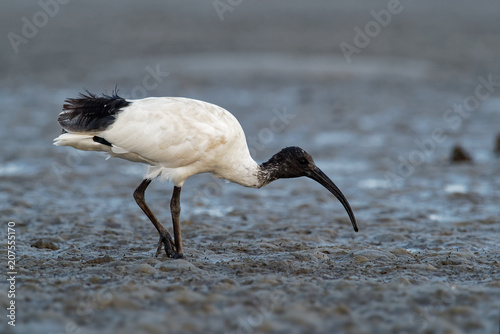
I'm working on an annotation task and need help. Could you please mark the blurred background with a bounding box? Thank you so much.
[2,1,500,169]
[1,1,499,333]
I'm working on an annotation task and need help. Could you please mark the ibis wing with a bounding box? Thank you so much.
[100,97,241,168]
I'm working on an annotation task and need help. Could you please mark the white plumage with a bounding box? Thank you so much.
[54,92,358,258]
[55,97,259,187]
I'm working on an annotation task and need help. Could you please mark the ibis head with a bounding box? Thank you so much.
[261,146,358,232]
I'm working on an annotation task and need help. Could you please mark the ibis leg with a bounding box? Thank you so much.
[133,179,176,258]
[170,186,183,258]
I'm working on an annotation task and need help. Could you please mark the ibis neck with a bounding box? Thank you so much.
[215,151,283,189]
[214,156,278,189]
[256,157,283,188]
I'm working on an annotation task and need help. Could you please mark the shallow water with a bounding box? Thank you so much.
[1,1,500,333]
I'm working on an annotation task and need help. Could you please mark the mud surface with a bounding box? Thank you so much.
[1,1,499,333]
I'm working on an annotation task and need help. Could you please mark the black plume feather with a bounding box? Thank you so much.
[58,90,130,132]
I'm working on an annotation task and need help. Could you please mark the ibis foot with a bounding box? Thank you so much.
[171,252,184,259]
[155,231,178,258]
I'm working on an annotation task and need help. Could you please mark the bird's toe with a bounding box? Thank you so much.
[155,232,176,258]
[171,252,184,259]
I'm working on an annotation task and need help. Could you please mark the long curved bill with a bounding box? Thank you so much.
[307,166,358,232]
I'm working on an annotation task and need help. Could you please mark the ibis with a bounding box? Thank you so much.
[54,91,358,258]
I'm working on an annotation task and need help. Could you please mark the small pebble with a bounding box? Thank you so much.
[494,133,500,154]
[353,255,369,264]
[133,263,157,275]
[31,240,59,250]
[451,145,472,163]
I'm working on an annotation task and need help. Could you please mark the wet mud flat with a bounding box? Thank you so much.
[1,71,499,334]
[1,1,500,333]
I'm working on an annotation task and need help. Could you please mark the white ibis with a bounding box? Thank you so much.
[54,91,358,258]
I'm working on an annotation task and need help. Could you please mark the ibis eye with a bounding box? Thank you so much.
[298,157,308,165]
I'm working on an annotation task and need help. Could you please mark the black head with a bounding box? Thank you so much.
[261,146,358,232]
[263,146,315,178]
